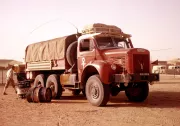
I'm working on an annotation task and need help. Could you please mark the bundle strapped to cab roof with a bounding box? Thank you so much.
[81,23,131,38]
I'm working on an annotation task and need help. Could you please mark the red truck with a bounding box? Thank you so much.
[25,23,159,106]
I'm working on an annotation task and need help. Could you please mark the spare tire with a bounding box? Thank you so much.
[66,41,77,66]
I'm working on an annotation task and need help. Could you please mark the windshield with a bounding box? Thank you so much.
[95,37,130,49]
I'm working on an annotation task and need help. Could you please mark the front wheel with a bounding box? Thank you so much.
[86,75,110,107]
[125,82,149,102]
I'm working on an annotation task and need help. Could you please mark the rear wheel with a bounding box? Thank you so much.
[86,75,110,107]
[125,82,149,102]
[46,74,62,99]
[34,74,45,87]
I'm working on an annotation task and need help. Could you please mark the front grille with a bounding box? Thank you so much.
[133,54,150,73]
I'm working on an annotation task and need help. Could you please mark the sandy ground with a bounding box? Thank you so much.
[0,74,180,126]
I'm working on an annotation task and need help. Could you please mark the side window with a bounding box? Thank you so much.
[80,39,94,51]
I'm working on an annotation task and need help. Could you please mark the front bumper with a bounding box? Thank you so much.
[113,73,159,83]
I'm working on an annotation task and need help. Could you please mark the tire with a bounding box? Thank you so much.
[46,74,62,99]
[125,82,149,102]
[85,75,110,107]
[39,87,52,102]
[72,89,81,96]
[32,87,41,103]
[26,88,34,102]
[66,41,77,66]
[34,74,45,87]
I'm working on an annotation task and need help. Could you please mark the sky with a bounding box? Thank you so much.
[0,0,180,61]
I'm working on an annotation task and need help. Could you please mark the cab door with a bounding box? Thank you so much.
[77,39,96,81]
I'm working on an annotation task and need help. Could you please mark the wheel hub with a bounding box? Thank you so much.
[91,85,99,99]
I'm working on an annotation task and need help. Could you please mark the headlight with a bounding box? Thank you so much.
[111,64,116,70]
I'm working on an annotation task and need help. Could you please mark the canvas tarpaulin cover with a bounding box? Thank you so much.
[25,34,77,62]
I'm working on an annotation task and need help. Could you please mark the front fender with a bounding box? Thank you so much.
[85,60,116,84]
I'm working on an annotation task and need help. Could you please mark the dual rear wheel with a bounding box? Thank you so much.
[34,74,62,99]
